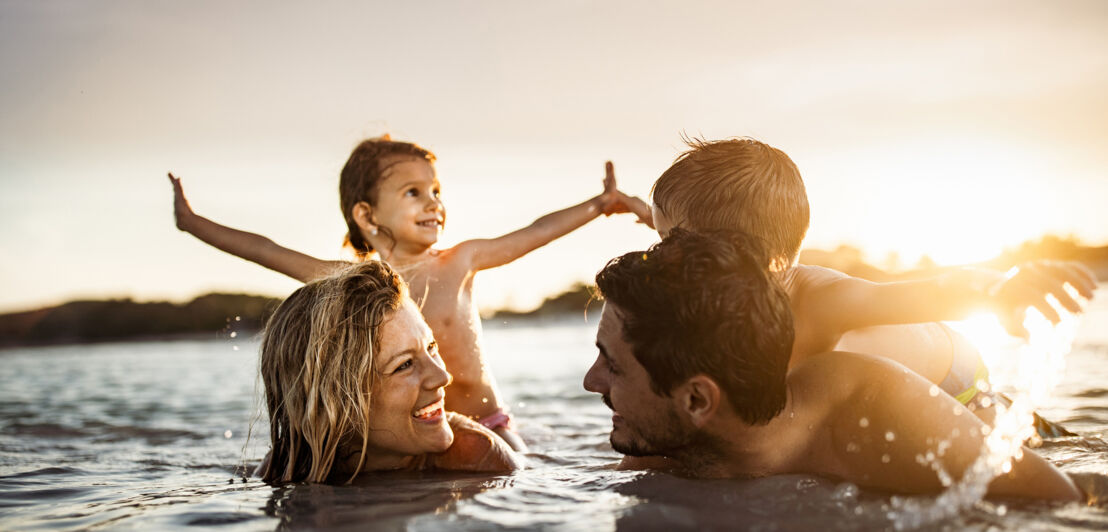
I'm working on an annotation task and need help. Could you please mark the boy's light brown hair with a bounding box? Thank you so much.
[651,137,809,271]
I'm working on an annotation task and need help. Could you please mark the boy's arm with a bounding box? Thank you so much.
[458,162,623,271]
[826,353,1082,501]
[806,262,1097,338]
[168,173,347,283]
[611,191,654,228]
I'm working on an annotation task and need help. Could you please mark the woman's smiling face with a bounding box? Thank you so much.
[365,299,454,462]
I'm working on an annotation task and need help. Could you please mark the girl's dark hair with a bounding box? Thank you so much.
[339,137,436,258]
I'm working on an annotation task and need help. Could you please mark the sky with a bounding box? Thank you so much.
[1,0,1106,314]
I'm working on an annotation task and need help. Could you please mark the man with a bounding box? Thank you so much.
[583,228,1082,501]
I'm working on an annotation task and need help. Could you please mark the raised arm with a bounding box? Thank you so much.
[823,353,1081,501]
[803,261,1097,339]
[458,162,625,272]
[168,173,348,283]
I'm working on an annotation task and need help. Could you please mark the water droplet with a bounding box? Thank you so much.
[952,407,962,416]
[928,385,940,397]
[789,411,795,419]
[854,506,864,515]
[482,397,489,404]
[518,402,526,408]
[232,346,239,351]
[951,428,960,438]
[980,396,993,408]
[881,454,891,463]
[885,431,895,442]
[224,430,232,438]
[996,504,1007,516]
[229,331,237,338]
[846,442,860,453]
[832,482,859,500]
[235,316,241,321]
[975,379,989,392]
[858,417,869,428]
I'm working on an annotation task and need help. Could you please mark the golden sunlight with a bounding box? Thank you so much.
[815,136,1064,267]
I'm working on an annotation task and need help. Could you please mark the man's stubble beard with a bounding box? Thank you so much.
[607,393,698,458]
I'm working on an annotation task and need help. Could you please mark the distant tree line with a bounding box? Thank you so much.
[0,293,280,348]
[1,236,1103,347]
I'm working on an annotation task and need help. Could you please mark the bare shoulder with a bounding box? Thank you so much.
[431,413,522,473]
[790,351,916,405]
[789,265,850,290]
[430,242,482,273]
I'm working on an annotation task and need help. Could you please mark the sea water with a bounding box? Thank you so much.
[2,290,1108,530]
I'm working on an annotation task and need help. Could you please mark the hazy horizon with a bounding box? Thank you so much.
[2,0,1106,314]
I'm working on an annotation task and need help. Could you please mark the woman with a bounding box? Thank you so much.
[258,261,521,484]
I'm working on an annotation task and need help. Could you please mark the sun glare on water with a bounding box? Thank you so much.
[888,302,1080,529]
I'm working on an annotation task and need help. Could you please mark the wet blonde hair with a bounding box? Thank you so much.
[259,261,407,484]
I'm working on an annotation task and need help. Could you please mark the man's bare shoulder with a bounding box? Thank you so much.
[789,351,916,405]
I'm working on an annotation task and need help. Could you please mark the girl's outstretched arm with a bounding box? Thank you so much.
[168,173,348,283]
[458,161,628,271]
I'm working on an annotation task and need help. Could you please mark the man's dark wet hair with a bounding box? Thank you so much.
[595,228,795,425]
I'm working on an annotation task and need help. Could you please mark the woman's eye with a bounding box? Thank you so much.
[394,359,413,373]
[405,188,418,197]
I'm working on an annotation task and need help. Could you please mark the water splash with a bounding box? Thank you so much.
[888,307,1078,530]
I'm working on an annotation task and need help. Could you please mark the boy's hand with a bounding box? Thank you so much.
[614,191,654,228]
[167,172,196,231]
[990,260,1097,338]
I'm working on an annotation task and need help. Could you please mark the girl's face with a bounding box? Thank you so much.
[365,299,454,461]
[370,158,445,249]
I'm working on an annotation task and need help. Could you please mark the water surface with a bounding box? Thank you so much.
[3,292,1108,530]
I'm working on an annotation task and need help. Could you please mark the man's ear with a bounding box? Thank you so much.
[352,201,377,235]
[677,375,722,428]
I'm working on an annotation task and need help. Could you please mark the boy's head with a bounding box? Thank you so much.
[651,137,809,271]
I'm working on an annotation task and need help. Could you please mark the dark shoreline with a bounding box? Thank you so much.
[4,237,1105,349]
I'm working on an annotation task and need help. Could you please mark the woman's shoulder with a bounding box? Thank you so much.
[429,413,522,473]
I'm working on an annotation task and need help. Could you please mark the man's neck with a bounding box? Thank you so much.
[672,387,800,479]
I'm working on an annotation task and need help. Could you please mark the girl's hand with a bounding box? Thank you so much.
[599,161,620,215]
[595,161,655,227]
[167,172,196,231]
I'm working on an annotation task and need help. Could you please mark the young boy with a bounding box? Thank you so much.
[614,137,1097,430]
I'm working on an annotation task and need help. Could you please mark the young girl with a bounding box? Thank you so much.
[169,136,628,451]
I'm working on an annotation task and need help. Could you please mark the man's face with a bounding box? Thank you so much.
[583,303,693,457]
